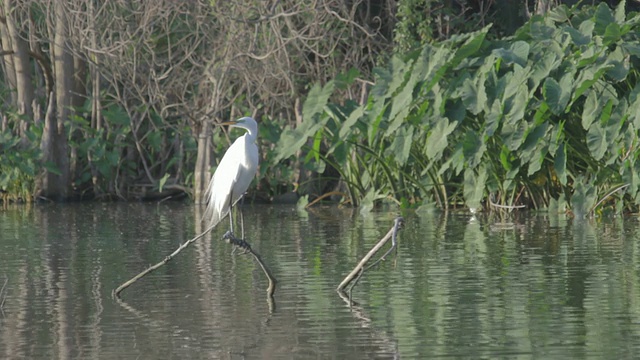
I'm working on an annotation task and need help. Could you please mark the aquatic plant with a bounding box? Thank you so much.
[277,1,640,215]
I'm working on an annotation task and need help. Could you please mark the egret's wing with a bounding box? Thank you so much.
[203,139,245,227]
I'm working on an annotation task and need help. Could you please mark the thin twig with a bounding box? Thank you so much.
[306,191,348,208]
[489,197,526,210]
[112,222,218,298]
[337,217,404,293]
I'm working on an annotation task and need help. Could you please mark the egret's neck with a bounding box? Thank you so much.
[244,129,257,144]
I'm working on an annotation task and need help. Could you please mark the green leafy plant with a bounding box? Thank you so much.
[277,1,640,216]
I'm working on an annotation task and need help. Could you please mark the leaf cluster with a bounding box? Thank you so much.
[277,1,640,216]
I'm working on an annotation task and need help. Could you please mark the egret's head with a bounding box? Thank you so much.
[220,117,258,136]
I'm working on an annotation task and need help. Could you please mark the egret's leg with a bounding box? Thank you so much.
[228,193,235,235]
[239,195,245,239]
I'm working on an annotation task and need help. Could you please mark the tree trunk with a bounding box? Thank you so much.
[2,0,34,143]
[0,12,17,107]
[193,121,211,204]
[535,0,558,16]
[40,0,71,200]
[69,55,86,184]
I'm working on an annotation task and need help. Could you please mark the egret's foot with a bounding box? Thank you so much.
[222,230,236,242]
[222,230,252,254]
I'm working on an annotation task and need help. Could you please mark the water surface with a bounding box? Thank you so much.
[1,203,640,358]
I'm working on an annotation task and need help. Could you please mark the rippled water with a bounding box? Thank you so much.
[1,203,640,359]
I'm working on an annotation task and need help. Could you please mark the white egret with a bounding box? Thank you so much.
[203,117,259,236]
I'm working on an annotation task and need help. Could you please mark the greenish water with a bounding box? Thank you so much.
[1,203,640,359]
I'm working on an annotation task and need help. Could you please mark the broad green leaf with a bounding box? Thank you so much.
[548,5,570,23]
[529,46,562,93]
[554,142,567,185]
[275,122,322,161]
[548,196,568,214]
[503,64,529,100]
[332,141,348,165]
[485,99,502,136]
[387,126,414,164]
[543,78,563,114]
[386,79,414,136]
[501,120,528,151]
[426,118,457,160]
[600,98,615,126]
[571,177,597,218]
[563,26,590,46]
[504,82,528,123]
[463,166,488,210]
[359,189,383,215]
[530,22,555,40]
[339,106,365,139]
[614,0,626,23]
[571,63,612,105]
[579,19,595,37]
[628,83,640,128]
[520,122,549,175]
[582,89,599,129]
[459,73,487,115]
[492,41,529,67]
[367,105,386,145]
[450,25,490,67]
[371,67,392,98]
[334,68,360,90]
[385,56,411,99]
[296,195,309,210]
[440,146,465,176]
[586,122,607,160]
[312,128,323,162]
[103,105,130,126]
[414,45,452,91]
[462,130,486,169]
[499,145,513,171]
[594,2,615,35]
[621,43,640,57]
[603,22,622,45]
[605,47,629,81]
[302,81,334,123]
[526,143,547,176]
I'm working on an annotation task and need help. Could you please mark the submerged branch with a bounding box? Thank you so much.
[0,276,7,315]
[112,223,217,298]
[223,230,277,302]
[113,222,278,308]
[337,217,404,294]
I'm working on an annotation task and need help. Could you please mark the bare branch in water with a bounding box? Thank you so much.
[223,230,277,304]
[0,277,7,315]
[113,223,218,298]
[489,198,526,210]
[113,223,277,309]
[337,217,404,295]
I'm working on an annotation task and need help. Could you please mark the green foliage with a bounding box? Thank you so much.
[67,101,193,198]
[278,1,640,215]
[0,118,42,202]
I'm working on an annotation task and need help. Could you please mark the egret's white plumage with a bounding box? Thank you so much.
[204,117,259,228]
